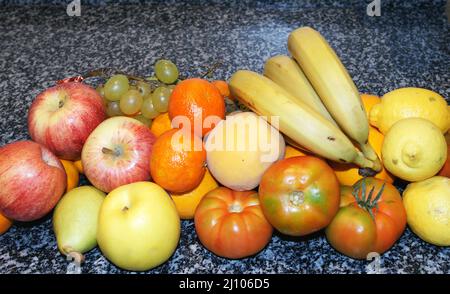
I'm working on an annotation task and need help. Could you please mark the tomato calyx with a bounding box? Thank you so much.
[289,190,305,206]
[352,179,386,220]
[228,202,243,213]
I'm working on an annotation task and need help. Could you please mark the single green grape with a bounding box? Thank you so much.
[119,89,144,115]
[152,86,171,113]
[141,97,160,119]
[133,115,152,128]
[106,101,124,117]
[96,85,109,107]
[136,81,151,98]
[104,74,129,101]
[96,85,105,97]
[154,59,179,84]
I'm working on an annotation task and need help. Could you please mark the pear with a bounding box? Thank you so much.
[53,186,105,259]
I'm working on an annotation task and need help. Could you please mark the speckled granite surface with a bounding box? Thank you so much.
[0,1,449,274]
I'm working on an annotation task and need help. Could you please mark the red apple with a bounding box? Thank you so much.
[82,117,156,192]
[28,82,106,160]
[0,141,67,221]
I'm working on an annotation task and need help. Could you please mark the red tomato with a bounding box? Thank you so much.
[258,156,340,236]
[194,187,273,259]
[326,177,407,259]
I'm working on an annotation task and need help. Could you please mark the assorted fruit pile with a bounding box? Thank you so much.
[0,26,449,271]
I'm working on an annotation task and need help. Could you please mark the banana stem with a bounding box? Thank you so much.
[358,142,382,173]
[353,150,376,170]
[369,156,382,173]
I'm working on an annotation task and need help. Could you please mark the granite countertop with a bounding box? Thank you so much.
[0,0,449,274]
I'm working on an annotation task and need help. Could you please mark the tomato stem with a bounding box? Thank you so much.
[352,179,386,220]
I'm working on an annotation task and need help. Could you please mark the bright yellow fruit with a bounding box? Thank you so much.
[73,160,83,174]
[60,159,79,192]
[0,212,12,235]
[284,145,308,158]
[330,126,395,186]
[97,182,180,271]
[150,112,172,137]
[370,87,450,134]
[170,169,218,219]
[360,93,381,117]
[403,176,450,246]
[382,118,447,182]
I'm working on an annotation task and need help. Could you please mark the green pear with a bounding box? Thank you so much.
[53,186,105,257]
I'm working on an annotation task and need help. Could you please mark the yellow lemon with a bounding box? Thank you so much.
[403,176,450,246]
[382,118,447,182]
[370,87,450,134]
[170,169,218,219]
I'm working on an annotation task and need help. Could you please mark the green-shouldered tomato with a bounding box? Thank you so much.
[194,187,273,259]
[326,177,406,259]
[258,156,340,236]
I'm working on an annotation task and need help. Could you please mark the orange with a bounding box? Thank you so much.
[73,159,83,174]
[361,93,381,117]
[284,145,308,158]
[60,159,79,192]
[150,112,173,137]
[168,78,225,137]
[0,212,12,235]
[150,129,207,193]
[170,169,218,219]
[330,126,395,186]
[212,80,230,98]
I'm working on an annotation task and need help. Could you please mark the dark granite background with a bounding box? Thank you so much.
[0,0,449,274]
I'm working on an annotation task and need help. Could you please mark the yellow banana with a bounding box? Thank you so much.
[264,55,337,126]
[229,70,380,171]
[288,27,380,166]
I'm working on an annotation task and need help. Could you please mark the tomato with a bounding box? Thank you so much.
[194,187,272,259]
[258,156,340,236]
[325,177,407,259]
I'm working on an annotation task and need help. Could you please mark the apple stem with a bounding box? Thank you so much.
[102,147,114,155]
[67,251,85,265]
[102,147,122,157]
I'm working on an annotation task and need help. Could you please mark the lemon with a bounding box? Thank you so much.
[370,87,450,134]
[403,176,450,246]
[382,118,447,182]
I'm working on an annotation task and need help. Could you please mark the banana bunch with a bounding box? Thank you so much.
[229,26,382,172]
